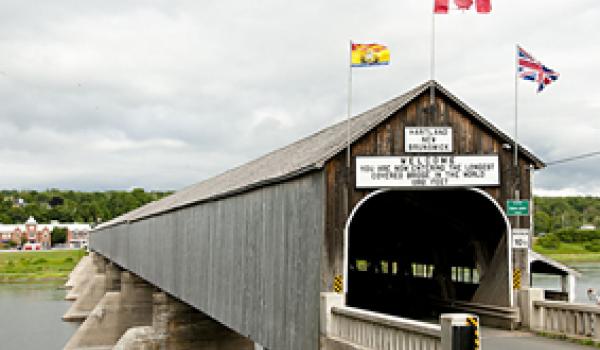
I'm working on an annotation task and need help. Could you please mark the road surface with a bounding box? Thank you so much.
[482,327,593,350]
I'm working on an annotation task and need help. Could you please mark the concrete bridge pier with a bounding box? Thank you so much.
[64,255,94,300]
[63,253,111,322]
[115,292,255,350]
[64,271,155,350]
[63,252,258,349]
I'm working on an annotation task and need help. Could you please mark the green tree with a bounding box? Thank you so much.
[538,234,560,249]
[51,227,68,246]
[534,211,552,235]
[0,189,172,225]
[49,196,64,207]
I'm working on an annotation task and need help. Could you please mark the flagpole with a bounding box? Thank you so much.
[513,43,522,269]
[347,40,353,168]
[430,2,436,110]
[513,43,525,291]
[514,44,519,171]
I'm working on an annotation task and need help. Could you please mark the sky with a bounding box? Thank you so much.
[0,0,598,195]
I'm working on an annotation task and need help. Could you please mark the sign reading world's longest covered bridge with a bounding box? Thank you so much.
[356,155,500,188]
[90,81,545,350]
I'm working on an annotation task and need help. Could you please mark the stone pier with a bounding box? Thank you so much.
[114,292,254,350]
[63,253,110,322]
[64,271,155,350]
[63,253,256,350]
[64,255,93,301]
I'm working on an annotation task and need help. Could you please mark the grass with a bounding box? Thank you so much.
[0,249,86,282]
[533,241,600,263]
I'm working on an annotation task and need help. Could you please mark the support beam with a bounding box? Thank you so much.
[105,262,122,292]
[92,251,108,274]
[568,275,576,303]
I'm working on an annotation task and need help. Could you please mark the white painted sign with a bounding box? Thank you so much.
[512,228,531,236]
[405,127,453,153]
[512,235,529,249]
[355,155,500,188]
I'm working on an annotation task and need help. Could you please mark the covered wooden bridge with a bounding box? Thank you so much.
[90,80,545,349]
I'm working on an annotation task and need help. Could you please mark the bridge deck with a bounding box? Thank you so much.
[482,327,593,350]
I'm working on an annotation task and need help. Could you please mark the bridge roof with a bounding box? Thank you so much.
[97,80,545,228]
[529,250,581,278]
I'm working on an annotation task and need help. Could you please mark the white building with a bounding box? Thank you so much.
[0,217,91,249]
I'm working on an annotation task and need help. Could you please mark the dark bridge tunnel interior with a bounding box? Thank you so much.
[347,189,508,320]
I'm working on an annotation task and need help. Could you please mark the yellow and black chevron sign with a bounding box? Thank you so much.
[333,275,344,294]
[513,268,521,290]
[467,316,480,350]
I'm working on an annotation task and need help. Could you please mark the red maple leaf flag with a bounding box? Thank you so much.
[434,0,491,13]
[454,0,473,10]
[476,0,491,13]
[434,0,449,14]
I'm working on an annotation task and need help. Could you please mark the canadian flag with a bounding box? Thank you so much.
[476,0,491,13]
[455,0,473,10]
[434,0,491,14]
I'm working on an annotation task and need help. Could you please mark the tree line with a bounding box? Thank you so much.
[535,196,600,252]
[0,189,172,225]
[534,196,600,234]
[2,191,599,233]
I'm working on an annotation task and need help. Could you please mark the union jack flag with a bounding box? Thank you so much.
[518,46,559,93]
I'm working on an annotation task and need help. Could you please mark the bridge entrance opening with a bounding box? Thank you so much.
[346,189,510,320]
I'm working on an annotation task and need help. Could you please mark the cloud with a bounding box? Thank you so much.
[0,0,598,193]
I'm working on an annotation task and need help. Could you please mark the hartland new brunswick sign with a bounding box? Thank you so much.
[405,127,452,153]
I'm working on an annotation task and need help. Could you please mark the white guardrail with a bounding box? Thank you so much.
[533,300,600,340]
[330,306,442,350]
[321,293,479,350]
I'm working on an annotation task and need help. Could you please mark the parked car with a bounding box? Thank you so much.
[22,243,42,251]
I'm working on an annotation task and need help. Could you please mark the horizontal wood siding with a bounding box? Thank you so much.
[91,171,325,350]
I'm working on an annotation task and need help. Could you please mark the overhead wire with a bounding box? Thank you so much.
[546,151,600,166]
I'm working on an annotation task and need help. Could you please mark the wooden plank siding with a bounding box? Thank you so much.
[88,82,541,348]
[91,171,325,350]
[322,92,535,306]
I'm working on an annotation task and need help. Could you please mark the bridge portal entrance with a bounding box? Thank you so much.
[345,188,511,320]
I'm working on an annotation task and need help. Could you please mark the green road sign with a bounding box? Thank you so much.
[507,200,530,216]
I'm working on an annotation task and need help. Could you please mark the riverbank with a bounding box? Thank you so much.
[533,242,600,263]
[0,249,86,282]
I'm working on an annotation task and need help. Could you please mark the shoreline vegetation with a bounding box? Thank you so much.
[533,226,600,265]
[533,241,600,264]
[0,249,85,283]
[533,197,600,265]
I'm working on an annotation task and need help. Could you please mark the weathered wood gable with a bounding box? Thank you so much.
[322,89,536,291]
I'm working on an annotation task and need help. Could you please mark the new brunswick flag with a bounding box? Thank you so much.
[351,43,390,67]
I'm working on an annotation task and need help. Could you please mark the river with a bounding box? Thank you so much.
[0,282,77,349]
[532,262,600,303]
